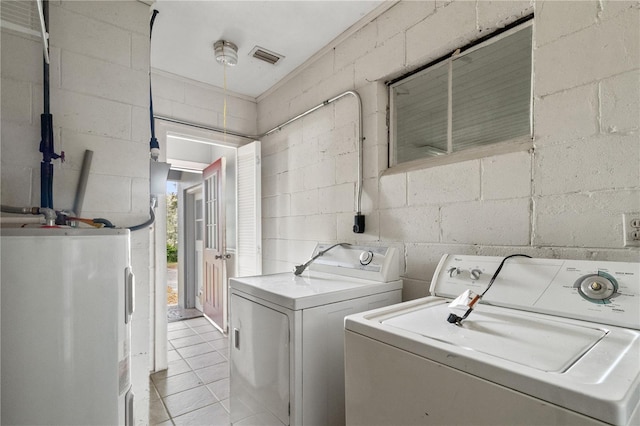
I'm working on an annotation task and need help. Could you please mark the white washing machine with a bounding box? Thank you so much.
[229,244,403,426]
[344,254,640,426]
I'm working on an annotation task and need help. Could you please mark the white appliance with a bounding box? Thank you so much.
[344,254,640,426]
[229,244,403,426]
[1,228,135,425]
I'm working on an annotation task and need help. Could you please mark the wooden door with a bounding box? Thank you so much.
[203,157,226,330]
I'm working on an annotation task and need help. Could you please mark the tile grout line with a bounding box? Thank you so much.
[150,318,231,425]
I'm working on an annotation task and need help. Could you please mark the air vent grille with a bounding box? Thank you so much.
[1,0,41,37]
[250,46,284,65]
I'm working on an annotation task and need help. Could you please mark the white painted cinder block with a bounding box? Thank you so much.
[441,198,531,246]
[60,51,148,107]
[262,150,289,177]
[334,21,378,72]
[131,33,150,72]
[482,151,532,200]
[379,172,407,209]
[81,174,133,212]
[302,214,337,241]
[406,0,477,68]
[279,168,304,195]
[360,177,379,213]
[303,158,336,190]
[60,0,150,35]
[598,0,639,22]
[53,90,132,140]
[600,70,640,133]
[0,32,43,83]
[0,164,33,206]
[301,51,335,91]
[318,124,356,159]
[476,1,533,35]
[151,72,186,104]
[379,205,440,243]
[278,216,305,240]
[1,122,42,167]
[319,183,354,214]
[290,189,319,216]
[534,0,598,48]
[534,83,598,142]
[336,152,358,185]
[534,7,639,96]
[262,174,278,197]
[60,130,148,178]
[408,160,480,206]
[534,190,640,248]
[262,194,291,218]
[50,5,133,68]
[288,138,319,171]
[375,0,436,45]
[533,134,640,196]
[1,79,32,124]
[302,105,335,141]
[354,32,405,88]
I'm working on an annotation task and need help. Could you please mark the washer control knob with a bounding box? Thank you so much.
[448,267,460,278]
[359,251,374,265]
[470,269,482,280]
[574,271,618,303]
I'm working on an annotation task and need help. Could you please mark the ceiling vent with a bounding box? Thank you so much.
[249,46,284,65]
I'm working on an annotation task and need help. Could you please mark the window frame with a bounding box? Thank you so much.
[387,17,534,174]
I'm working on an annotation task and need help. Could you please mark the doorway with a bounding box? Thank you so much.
[152,119,261,372]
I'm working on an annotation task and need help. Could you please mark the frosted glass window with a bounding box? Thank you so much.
[391,22,532,166]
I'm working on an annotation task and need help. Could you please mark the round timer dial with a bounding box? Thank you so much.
[574,272,618,303]
[359,251,374,265]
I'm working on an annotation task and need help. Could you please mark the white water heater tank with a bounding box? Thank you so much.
[1,227,134,425]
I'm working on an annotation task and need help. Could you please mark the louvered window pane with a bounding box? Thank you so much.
[394,63,449,163]
[452,25,532,151]
[390,21,532,166]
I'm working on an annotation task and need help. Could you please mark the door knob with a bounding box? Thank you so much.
[215,254,231,260]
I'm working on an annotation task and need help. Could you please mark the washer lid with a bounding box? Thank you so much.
[230,271,402,310]
[382,302,606,372]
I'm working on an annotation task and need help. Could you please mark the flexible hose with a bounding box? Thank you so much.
[127,208,155,232]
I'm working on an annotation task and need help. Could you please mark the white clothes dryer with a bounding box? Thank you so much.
[229,244,403,426]
[344,254,640,426]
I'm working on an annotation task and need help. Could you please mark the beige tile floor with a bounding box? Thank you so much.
[150,317,230,425]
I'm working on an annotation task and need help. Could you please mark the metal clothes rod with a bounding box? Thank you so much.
[153,115,257,140]
[154,89,364,213]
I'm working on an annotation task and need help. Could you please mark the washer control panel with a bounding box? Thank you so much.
[432,255,639,329]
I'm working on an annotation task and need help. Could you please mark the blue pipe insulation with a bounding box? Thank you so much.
[39,0,63,209]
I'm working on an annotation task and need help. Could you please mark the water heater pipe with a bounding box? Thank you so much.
[1,205,57,226]
[73,150,93,217]
[39,0,63,209]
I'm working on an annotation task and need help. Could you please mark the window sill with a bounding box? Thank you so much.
[384,136,534,176]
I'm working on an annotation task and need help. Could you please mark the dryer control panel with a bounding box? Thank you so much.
[432,255,640,330]
[309,244,399,283]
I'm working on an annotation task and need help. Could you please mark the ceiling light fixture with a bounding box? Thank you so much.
[214,40,238,66]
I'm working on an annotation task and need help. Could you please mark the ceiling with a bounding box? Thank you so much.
[150,1,387,99]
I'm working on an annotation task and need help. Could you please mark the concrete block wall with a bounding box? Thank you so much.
[1,2,151,424]
[151,70,258,137]
[257,0,640,299]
